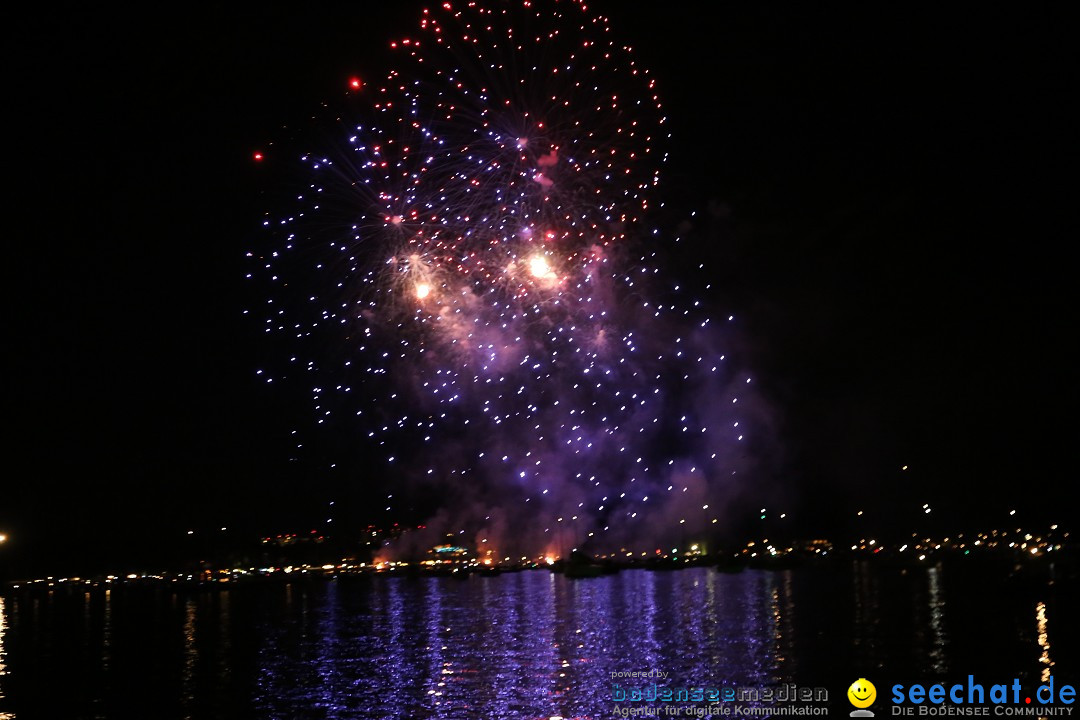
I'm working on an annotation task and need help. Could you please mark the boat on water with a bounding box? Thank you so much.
[551,550,619,578]
[715,554,748,573]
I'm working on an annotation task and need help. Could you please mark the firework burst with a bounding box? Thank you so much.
[248,0,758,559]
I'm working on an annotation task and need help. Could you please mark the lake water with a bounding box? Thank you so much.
[0,564,1075,719]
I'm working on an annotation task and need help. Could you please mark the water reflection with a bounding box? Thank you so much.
[216,591,232,688]
[772,571,797,676]
[926,566,948,674]
[181,597,198,717]
[253,569,794,719]
[852,561,881,665]
[1036,601,1053,683]
[102,588,112,674]
[0,564,1069,718]
[0,595,12,720]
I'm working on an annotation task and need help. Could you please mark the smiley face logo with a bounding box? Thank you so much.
[848,678,877,709]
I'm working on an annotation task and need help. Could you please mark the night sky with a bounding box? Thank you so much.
[6,3,1075,575]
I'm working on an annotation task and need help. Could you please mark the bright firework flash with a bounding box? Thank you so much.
[247,0,766,560]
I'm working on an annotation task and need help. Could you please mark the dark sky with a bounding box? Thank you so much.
[5,3,1076,574]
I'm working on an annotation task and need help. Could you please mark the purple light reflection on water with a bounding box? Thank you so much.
[253,569,788,719]
[2,563,1070,718]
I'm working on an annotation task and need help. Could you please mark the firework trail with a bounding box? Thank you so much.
[248,0,761,560]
